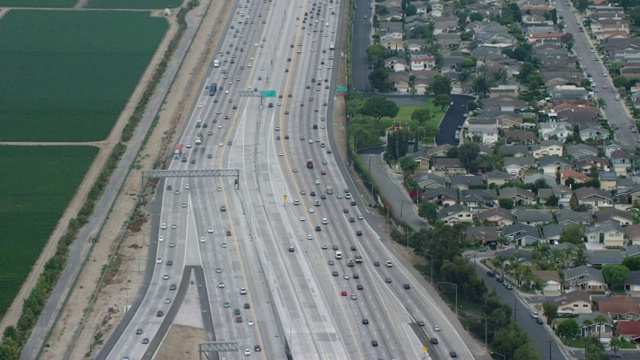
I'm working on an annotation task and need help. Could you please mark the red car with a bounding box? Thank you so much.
[341,291,347,296]
[321,170,326,175]
[235,316,243,323]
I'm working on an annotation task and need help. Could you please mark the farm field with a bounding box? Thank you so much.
[0,145,98,318]
[0,0,74,7]
[87,0,183,9]
[0,10,167,142]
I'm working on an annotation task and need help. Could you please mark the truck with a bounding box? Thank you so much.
[355,255,363,264]
[209,82,217,96]
[325,185,333,194]
[329,42,335,50]
[174,144,182,159]
[195,133,203,145]
[346,258,354,267]
[213,59,220,68]
[306,159,313,169]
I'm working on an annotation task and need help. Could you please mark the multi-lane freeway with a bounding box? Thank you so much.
[97,0,482,359]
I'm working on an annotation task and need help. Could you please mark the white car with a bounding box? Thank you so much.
[322,218,328,224]
[300,216,306,221]
[156,257,162,264]
[164,297,171,304]
[200,236,205,242]
[309,208,314,213]
[158,235,164,242]
[218,282,225,288]
[386,261,393,267]
[171,224,177,229]
[163,273,169,280]
[244,349,251,356]
[315,179,320,185]
[184,183,190,189]
[307,234,313,240]
[160,223,167,230]
[208,227,213,233]
[433,325,441,332]
[248,320,254,326]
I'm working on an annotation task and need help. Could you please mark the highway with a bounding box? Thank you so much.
[556,0,639,149]
[98,0,481,359]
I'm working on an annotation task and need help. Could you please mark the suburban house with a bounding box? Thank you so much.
[554,290,592,315]
[542,223,568,244]
[431,158,466,175]
[532,140,564,158]
[538,122,573,141]
[424,187,459,208]
[503,223,544,246]
[499,187,536,206]
[588,250,625,266]
[556,208,592,226]
[594,208,634,226]
[465,226,500,247]
[561,170,592,185]
[578,313,615,339]
[625,272,640,297]
[617,320,640,342]
[598,296,640,320]
[563,266,608,292]
[476,207,515,227]
[458,189,497,207]
[584,220,625,248]
[599,171,618,191]
[515,209,554,226]
[450,175,483,190]
[538,155,572,176]
[532,270,562,296]
[437,204,473,225]
[573,187,614,210]
[504,157,537,175]
[410,53,437,71]
[627,224,640,244]
[579,124,610,142]
[467,124,499,145]
[610,150,635,176]
[486,171,511,187]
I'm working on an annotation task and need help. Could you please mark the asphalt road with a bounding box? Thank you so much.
[556,0,639,149]
[350,0,374,93]
[19,2,207,359]
[436,94,474,146]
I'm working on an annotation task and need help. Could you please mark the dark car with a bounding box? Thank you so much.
[353,273,359,279]
[254,345,261,352]
[310,191,316,196]
[142,338,149,344]
[362,318,369,324]
[431,338,438,344]
[450,351,458,358]
[357,284,363,290]
[234,309,241,315]
[356,230,362,236]
[385,277,392,283]
[371,340,378,347]
[486,271,496,277]
[156,311,164,317]
[169,284,177,290]
[315,226,321,231]
[343,208,349,213]
[332,245,339,250]
[536,318,544,325]
[403,283,411,289]
[332,270,339,276]
[374,261,380,266]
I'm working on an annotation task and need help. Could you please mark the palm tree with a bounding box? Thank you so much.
[582,319,593,337]
[593,314,608,343]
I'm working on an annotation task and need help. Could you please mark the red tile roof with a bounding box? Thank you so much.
[599,297,640,315]
[617,320,640,338]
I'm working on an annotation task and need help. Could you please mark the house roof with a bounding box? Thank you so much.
[538,155,571,167]
[504,157,537,167]
[556,209,592,225]
[486,170,511,180]
[450,175,484,188]
[611,150,635,159]
[542,223,569,239]
[503,223,541,239]
[500,186,536,200]
[574,187,613,201]
[599,297,640,315]
[554,290,591,305]
[562,169,592,182]
[627,224,640,240]
[477,207,514,222]
[564,266,606,284]
[594,208,634,223]
[523,173,556,185]
[438,203,470,219]
[498,144,531,156]
[625,271,640,286]
[533,270,562,283]
[459,189,497,203]
[465,226,500,242]
[503,129,537,142]
[424,187,459,200]
[432,158,464,167]
[617,320,640,338]
[626,244,640,257]
[516,209,554,223]
[588,249,624,265]
[426,144,453,156]
[566,144,599,158]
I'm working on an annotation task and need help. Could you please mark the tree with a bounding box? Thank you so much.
[420,225,467,270]
[411,107,432,125]
[602,264,629,290]
[470,12,484,22]
[623,256,640,271]
[513,341,541,360]
[542,302,558,324]
[405,3,417,16]
[613,75,630,90]
[368,68,390,92]
[593,315,608,343]
[0,344,16,360]
[492,322,529,358]
[430,74,452,95]
[457,143,480,172]
[434,94,452,110]
[545,195,559,207]
[499,198,514,210]
[360,96,399,122]
[418,201,438,223]
[556,318,579,338]
[400,157,419,174]
[467,100,479,112]
[610,336,623,356]
[559,223,584,245]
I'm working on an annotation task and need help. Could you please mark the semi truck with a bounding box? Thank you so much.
[209,82,217,96]
[174,144,182,159]
[195,133,203,145]
[306,159,313,169]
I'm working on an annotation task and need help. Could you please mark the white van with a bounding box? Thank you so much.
[335,251,342,259]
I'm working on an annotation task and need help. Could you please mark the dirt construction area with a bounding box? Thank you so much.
[37,0,234,358]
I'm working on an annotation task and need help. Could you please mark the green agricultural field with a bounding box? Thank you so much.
[0,145,98,318]
[0,0,74,7]
[87,0,182,9]
[378,99,445,132]
[0,10,167,142]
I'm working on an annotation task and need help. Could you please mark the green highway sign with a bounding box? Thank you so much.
[261,90,276,97]
[336,86,347,92]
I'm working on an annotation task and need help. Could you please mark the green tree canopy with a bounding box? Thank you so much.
[418,201,438,223]
[513,341,541,360]
[542,302,558,324]
[499,198,514,210]
[430,74,452,95]
[492,322,529,358]
[411,107,432,125]
[602,264,629,289]
[400,157,419,174]
[613,75,630,90]
[559,223,584,245]
[360,96,399,122]
[434,94,452,110]
[557,318,579,338]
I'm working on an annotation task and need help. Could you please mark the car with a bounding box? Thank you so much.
[315,179,320,185]
[431,337,438,344]
[322,218,328,224]
[450,351,458,358]
[289,246,295,252]
[486,270,496,277]
[309,208,314,213]
[386,261,393,267]
[343,208,349,213]
[136,328,143,335]
[163,273,169,280]
[236,316,243,323]
[536,318,544,324]
[356,230,363,236]
[505,283,513,290]
[226,230,232,236]
[374,261,380,266]
[310,191,316,196]
[248,319,254,325]
[218,282,225,288]
[332,270,339,276]
[300,190,306,195]
[322,244,328,249]
[329,260,334,265]
[160,223,167,230]
[156,310,164,317]
[371,340,378,347]
[433,325,441,331]
[169,284,177,290]
[530,311,540,319]
[349,217,355,223]
[321,194,327,199]
[216,268,222,273]
[404,283,411,289]
[351,294,357,300]
[343,274,350,280]
[220,205,226,212]
[358,215,363,220]
[142,337,149,344]
[341,290,347,296]
[244,348,250,356]
[299,216,306,221]
[244,303,250,309]
[233,308,241,316]
[156,257,162,264]
[417,320,425,326]
[165,297,171,304]
[168,242,175,248]
[254,345,261,352]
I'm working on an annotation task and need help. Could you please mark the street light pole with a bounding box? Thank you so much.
[438,282,458,316]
